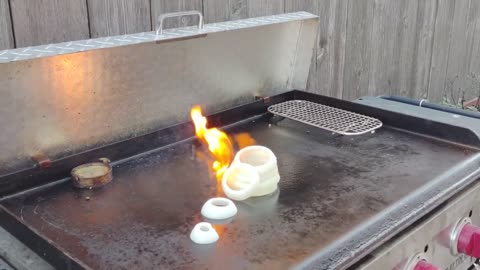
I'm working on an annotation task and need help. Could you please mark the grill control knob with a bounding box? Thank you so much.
[413,261,440,270]
[457,223,480,258]
[450,217,480,258]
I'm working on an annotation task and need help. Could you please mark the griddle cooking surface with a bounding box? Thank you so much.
[1,117,477,270]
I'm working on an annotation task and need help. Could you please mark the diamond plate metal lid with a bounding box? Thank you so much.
[0,12,317,63]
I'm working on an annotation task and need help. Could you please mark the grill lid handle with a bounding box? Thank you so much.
[156,11,204,35]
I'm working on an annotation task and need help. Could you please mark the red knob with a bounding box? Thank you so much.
[413,261,440,270]
[457,224,480,258]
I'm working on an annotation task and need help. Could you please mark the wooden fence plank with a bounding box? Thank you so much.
[407,0,437,99]
[367,0,407,96]
[320,0,347,98]
[440,0,469,103]
[342,0,375,100]
[151,0,202,30]
[396,0,419,98]
[285,0,318,14]
[204,0,248,23]
[427,0,456,102]
[204,0,283,23]
[442,0,480,103]
[0,0,14,49]
[366,0,436,99]
[10,0,89,47]
[87,0,151,38]
[247,0,284,17]
[468,0,480,101]
[368,1,417,95]
[292,0,347,98]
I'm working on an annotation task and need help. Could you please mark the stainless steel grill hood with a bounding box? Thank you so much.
[0,12,319,176]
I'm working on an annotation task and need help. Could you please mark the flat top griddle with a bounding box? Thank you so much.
[1,91,480,270]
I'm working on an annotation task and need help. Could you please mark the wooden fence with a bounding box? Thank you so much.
[1,0,480,102]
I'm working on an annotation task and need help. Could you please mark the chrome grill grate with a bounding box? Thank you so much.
[268,100,383,135]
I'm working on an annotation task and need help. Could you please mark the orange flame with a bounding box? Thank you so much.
[233,132,256,149]
[191,106,234,180]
